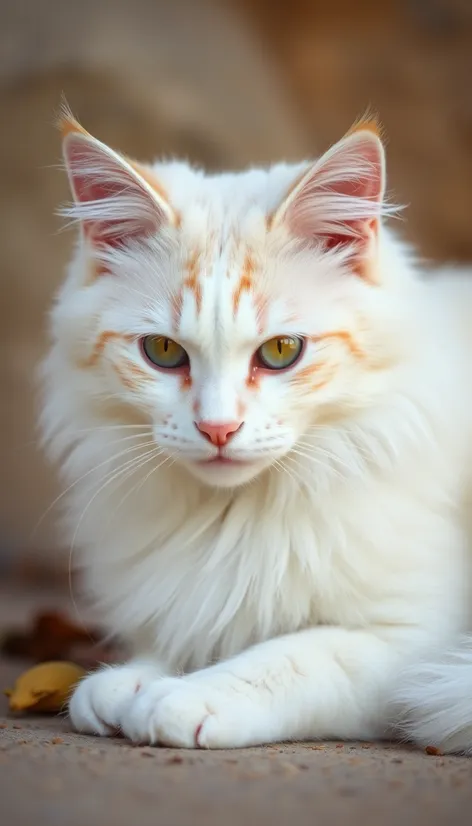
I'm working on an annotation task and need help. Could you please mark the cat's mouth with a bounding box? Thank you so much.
[186,450,270,487]
[198,455,249,466]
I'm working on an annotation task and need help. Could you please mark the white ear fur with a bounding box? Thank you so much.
[60,120,175,247]
[272,126,393,266]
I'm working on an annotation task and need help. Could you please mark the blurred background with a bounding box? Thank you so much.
[1,0,471,583]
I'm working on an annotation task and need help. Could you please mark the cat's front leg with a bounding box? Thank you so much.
[69,660,167,736]
[119,626,418,748]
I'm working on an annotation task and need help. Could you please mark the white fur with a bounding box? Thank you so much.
[42,125,472,752]
[390,640,472,754]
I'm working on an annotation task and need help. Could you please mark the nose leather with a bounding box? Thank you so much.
[195,420,243,447]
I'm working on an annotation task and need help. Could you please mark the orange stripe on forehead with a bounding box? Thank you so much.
[183,248,202,314]
[232,251,256,316]
[232,275,251,316]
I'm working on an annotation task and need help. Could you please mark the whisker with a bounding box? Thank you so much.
[68,446,164,571]
[287,447,345,482]
[11,423,153,454]
[278,455,309,489]
[66,445,162,631]
[295,440,362,475]
[32,437,157,537]
[111,452,177,522]
[103,447,170,523]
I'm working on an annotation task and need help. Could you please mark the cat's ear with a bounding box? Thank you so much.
[59,109,176,248]
[271,121,388,280]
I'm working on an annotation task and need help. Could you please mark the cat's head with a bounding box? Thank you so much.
[51,110,403,489]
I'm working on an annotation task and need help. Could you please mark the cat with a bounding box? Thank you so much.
[40,108,472,753]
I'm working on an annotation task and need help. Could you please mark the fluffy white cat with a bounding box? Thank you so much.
[40,110,472,753]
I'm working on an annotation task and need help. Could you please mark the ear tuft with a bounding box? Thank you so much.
[345,109,385,142]
[55,97,89,140]
[59,107,175,250]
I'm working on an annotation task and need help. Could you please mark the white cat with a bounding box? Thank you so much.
[40,109,472,753]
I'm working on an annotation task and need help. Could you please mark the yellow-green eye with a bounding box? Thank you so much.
[141,336,189,369]
[256,336,304,370]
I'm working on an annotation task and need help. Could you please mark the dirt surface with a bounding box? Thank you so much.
[1,581,472,826]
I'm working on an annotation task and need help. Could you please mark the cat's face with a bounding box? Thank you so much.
[53,112,394,489]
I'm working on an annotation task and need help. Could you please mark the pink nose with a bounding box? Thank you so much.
[195,420,243,447]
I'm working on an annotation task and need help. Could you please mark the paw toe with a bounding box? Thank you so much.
[68,665,161,737]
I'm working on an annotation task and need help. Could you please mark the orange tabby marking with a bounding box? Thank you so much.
[310,331,365,361]
[184,250,203,314]
[127,159,173,214]
[233,251,256,315]
[81,331,133,369]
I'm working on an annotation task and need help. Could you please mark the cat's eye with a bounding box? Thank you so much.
[141,336,189,369]
[256,336,304,370]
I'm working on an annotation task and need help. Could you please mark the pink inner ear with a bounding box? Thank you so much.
[72,182,129,246]
[67,144,117,245]
[64,137,162,248]
[325,136,383,203]
[286,130,385,255]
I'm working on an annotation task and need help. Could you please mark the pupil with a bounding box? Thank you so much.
[277,339,282,355]
[164,339,169,352]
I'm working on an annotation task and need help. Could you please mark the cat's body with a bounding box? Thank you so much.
[41,112,472,752]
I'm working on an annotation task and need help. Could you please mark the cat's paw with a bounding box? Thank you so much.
[121,674,264,749]
[69,663,162,736]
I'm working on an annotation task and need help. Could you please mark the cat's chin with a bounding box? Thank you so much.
[183,457,270,488]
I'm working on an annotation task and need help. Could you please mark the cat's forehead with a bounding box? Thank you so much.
[174,234,276,353]
[153,160,308,223]
[146,162,308,349]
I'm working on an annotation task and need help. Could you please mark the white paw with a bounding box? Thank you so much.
[120,674,265,749]
[69,663,162,736]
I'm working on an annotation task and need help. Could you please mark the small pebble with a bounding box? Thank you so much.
[425,745,443,756]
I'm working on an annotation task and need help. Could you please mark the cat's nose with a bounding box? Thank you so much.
[195,420,243,447]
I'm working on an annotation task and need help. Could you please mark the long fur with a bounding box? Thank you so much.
[40,119,472,751]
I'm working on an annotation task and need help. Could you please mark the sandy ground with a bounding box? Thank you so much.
[1,581,472,826]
